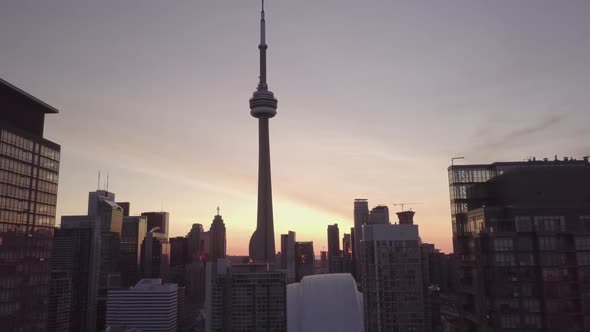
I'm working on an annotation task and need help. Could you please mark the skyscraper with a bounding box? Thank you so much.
[448,158,590,331]
[187,223,204,263]
[205,261,287,332]
[343,233,352,256]
[361,222,425,332]
[353,199,369,281]
[248,0,279,264]
[141,228,170,282]
[209,208,226,261]
[141,211,169,238]
[49,217,100,332]
[327,223,340,273]
[120,215,147,287]
[295,241,315,282]
[106,279,178,332]
[280,230,296,282]
[368,205,390,224]
[0,78,61,331]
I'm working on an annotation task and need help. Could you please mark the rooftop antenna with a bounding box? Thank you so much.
[106,172,109,192]
[216,206,220,216]
[97,171,101,190]
[451,156,465,166]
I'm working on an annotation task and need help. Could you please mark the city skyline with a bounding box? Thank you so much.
[2,1,590,255]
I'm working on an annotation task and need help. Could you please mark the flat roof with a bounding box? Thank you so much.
[0,77,59,114]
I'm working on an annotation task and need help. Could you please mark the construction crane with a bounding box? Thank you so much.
[392,202,422,211]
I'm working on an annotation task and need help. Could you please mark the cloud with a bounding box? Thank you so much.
[470,113,568,154]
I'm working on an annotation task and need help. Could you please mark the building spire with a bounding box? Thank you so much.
[257,0,268,91]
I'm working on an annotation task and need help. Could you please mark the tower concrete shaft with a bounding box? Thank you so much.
[249,0,277,263]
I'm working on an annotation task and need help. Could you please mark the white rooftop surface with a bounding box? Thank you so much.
[362,223,419,241]
[287,273,364,332]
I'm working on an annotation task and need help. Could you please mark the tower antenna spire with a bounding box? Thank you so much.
[257,0,268,91]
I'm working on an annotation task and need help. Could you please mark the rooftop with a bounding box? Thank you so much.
[0,77,59,114]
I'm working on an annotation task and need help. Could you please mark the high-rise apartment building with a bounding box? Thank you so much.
[120,215,147,287]
[0,78,61,331]
[368,205,390,224]
[141,211,169,238]
[361,223,425,332]
[187,223,205,263]
[170,236,190,268]
[209,209,226,261]
[48,216,100,332]
[280,231,296,282]
[448,159,590,331]
[205,261,287,332]
[353,199,369,281]
[106,279,178,332]
[327,224,340,273]
[141,229,170,282]
[343,233,352,256]
[295,241,315,282]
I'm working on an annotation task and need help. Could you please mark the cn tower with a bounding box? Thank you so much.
[249,0,278,263]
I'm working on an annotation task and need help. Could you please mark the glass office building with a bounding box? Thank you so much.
[0,78,60,330]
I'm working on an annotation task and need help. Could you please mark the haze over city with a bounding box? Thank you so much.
[2,0,589,255]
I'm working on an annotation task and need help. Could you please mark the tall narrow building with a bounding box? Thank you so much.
[248,0,279,263]
[120,215,148,287]
[209,208,226,261]
[0,78,61,331]
[353,199,369,281]
[361,222,425,332]
[327,224,340,273]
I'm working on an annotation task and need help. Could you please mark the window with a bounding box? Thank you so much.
[495,253,515,266]
[519,253,535,266]
[524,314,542,328]
[500,314,520,328]
[494,238,514,251]
[515,216,532,232]
[534,216,565,232]
[575,237,590,250]
[577,253,590,266]
[538,237,557,250]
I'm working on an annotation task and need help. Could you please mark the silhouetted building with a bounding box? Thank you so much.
[116,202,130,217]
[369,205,390,224]
[141,229,170,282]
[397,210,416,225]
[106,279,178,332]
[361,223,425,332]
[48,217,100,332]
[205,261,287,332]
[47,271,71,332]
[187,223,204,263]
[0,78,61,331]
[209,209,226,261]
[169,236,189,288]
[141,211,169,238]
[343,233,352,256]
[327,224,340,273]
[280,231,296,282]
[295,241,315,282]
[353,199,369,281]
[120,216,147,287]
[170,236,190,267]
[319,251,328,274]
[448,158,590,331]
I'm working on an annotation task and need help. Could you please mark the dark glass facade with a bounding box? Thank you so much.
[120,216,147,287]
[448,159,590,331]
[0,79,60,331]
[295,241,314,282]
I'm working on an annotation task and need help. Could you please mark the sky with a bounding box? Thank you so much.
[1,0,589,255]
